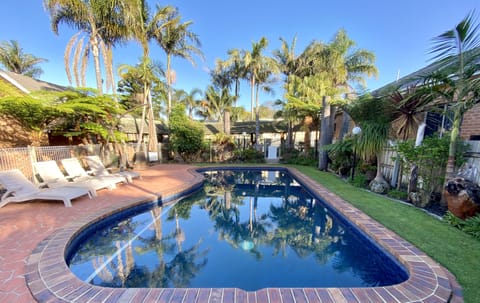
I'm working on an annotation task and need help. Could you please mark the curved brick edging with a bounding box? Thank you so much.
[25,165,461,302]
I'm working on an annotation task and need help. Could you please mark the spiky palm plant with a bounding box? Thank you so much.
[426,11,480,179]
[0,40,47,78]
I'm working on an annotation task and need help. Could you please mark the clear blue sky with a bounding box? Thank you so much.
[1,0,479,111]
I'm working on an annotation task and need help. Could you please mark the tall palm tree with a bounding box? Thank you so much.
[154,11,204,118]
[43,0,123,94]
[315,30,378,170]
[222,48,246,101]
[119,1,175,153]
[210,58,233,91]
[175,88,203,119]
[272,35,301,80]
[242,37,272,120]
[0,40,47,78]
[426,11,480,179]
[203,85,237,133]
[253,60,278,149]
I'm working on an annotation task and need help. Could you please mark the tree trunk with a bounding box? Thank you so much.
[445,107,462,180]
[318,97,336,171]
[287,120,294,149]
[147,88,158,153]
[255,84,261,151]
[250,77,255,121]
[91,36,103,95]
[303,116,313,155]
[136,83,148,153]
[166,55,173,119]
[338,111,351,140]
[224,110,231,135]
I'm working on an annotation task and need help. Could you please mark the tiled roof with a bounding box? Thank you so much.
[0,69,67,93]
[119,115,168,134]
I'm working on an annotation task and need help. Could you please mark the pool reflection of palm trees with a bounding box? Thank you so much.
[202,171,342,263]
[70,170,403,288]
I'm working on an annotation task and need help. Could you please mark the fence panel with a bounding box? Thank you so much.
[34,146,76,162]
[378,140,480,187]
[0,147,34,181]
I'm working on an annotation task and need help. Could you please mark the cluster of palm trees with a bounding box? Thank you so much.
[43,0,203,153]
[206,30,377,151]
[2,1,378,157]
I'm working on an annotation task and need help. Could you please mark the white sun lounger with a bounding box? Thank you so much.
[61,157,127,187]
[85,155,140,183]
[0,169,92,208]
[33,160,114,197]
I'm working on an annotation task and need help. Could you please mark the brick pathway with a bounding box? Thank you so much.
[0,165,462,302]
[0,164,200,303]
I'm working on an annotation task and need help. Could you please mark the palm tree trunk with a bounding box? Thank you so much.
[255,84,260,151]
[338,111,351,140]
[224,110,231,134]
[147,88,158,153]
[445,107,462,179]
[91,35,103,95]
[318,96,330,170]
[136,89,147,153]
[250,77,255,121]
[303,116,312,155]
[167,55,173,119]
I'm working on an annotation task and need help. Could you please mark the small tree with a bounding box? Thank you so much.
[396,135,468,207]
[169,104,204,162]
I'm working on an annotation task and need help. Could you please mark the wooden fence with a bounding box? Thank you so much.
[378,140,480,187]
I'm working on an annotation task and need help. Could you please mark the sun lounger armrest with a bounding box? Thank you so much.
[1,189,17,201]
[37,182,49,189]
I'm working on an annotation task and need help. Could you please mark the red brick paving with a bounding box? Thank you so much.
[0,165,462,302]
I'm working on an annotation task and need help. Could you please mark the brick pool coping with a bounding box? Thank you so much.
[25,166,462,302]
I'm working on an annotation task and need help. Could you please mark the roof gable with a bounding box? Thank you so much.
[0,69,67,94]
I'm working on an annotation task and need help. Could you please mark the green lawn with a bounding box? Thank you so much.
[291,165,480,303]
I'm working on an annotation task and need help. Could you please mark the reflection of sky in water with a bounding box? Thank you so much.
[68,170,407,290]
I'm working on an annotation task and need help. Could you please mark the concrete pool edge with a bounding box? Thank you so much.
[25,165,462,302]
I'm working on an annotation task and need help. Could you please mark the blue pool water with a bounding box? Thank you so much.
[67,169,408,291]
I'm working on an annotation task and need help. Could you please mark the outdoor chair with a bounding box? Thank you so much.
[0,169,92,208]
[33,160,113,197]
[84,155,141,183]
[61,157,128,187]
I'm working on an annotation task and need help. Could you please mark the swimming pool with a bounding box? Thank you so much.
[25,165,457,302]
[66,169,407,290]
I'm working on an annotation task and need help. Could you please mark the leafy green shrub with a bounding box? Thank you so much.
[443,211,480,239]
[386,189,408,200]
[234,148,265,163]
[323,139,353,176]
[396,134,468,207]
[281,148,317,166]
[169,104,204,162]
[349,173,368,188]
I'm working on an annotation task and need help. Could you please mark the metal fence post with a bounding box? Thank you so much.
[27,146,38,183]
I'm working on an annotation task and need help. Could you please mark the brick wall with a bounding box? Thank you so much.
[461,103,480,140]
